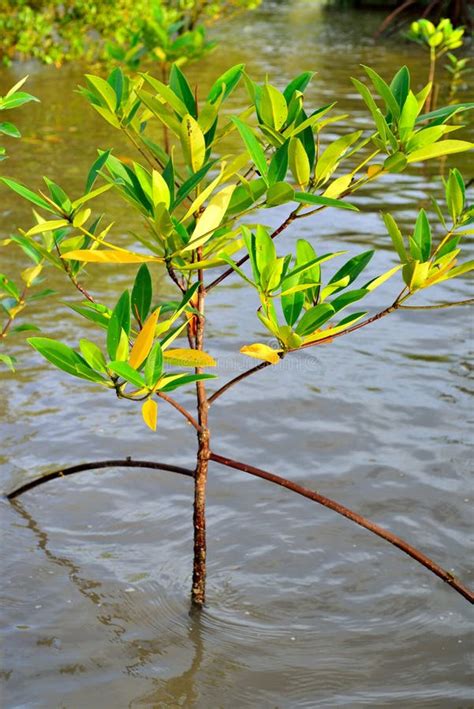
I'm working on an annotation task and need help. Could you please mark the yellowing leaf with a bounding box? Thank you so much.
[129,309,159,369]
[25,219,69,236]
[73,208,91,228]
[163,348,216,367]
[21,264,43,286]
[323,174,352,198]
[61,249,162,264]
[367,165,384,178]
[183,185,235,252]
[288,137,310,188]
[142,398,158,431]
[407,140,473,163]
[365,265,402,291]
[180,114,206,172]
[152,170,170,209]
[240,343,281,364]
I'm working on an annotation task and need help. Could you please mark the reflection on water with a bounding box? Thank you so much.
[1,1,473,707]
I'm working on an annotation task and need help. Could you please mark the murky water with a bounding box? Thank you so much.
[1,3,473,708]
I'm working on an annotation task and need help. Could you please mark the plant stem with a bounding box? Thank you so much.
[6,458,194,500]
[156,391,202,432]
[205,207,300,292]
[1,284,28,339]
[192,253,210,606]
[208,302,400,405]
[426,47,437,114]
[208,361,270,405]
[209,452,474,604]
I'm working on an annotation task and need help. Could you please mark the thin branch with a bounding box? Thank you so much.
[208,361,271,405]
[209,452,474,604]
[205,208,300,292]
[375,0,418,36]
[6,458,194,500]
[157,391,202,431]
[209,303,399,405]
[398,299,474,310]
[1,284,29,339]
[55,242,95,303]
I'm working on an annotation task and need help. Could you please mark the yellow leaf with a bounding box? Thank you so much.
[61,249,162,264]
[129,310,159,369]
[183,185,235,252]
[142,398,158,431]
[73,208,91,228]
[152,170,170,209]
[367,165,383,178]
[26,219,69,236]
[240,343,281,364]
[21,264,43,286]
[323,174,352,198]
[180,114,206,172]
[163,348,216,367]
[288,137,310,189]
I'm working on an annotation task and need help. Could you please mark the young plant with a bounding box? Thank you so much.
[3,62,474,607]
[405,18,466,111]
[0,0,259,69]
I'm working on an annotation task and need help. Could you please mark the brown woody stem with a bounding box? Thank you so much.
[192,252,210,607]
[6,458,194,500]
[209,452,474,604]
[157,391,202,432]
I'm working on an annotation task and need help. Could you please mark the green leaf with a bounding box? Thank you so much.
[268,141,289,184]
[144,340,163,387]
[415,103,474,126]
[85,149,111,193]
[108,361,145,388]
[362,65,400,121]
[107,290,131,360]
[398,91,419,142]
[1,92,38,110]
[85,74,118,112]
[407,140,473,163]
[79,339,107,372]
[382,213,408,262]
[28,337,105,383]
[446,169,464,222]
[170,64,196,117]
[283,72,314,103]
[0,353,16,371]
[260,83,288,131]
[390,66,410,111]
[412,209,432,261]
[207,64,245,104]
[0,122,21,138]
[131,264,153,325]
[330,288,368,313]
[266,181,294,206]
[295,303,335,336]
[0,178,58,213]
[107,67,123,110]
[159,373,217,392]
[293,192,358,211]
[329,250,374,290]
[231,117,268,182]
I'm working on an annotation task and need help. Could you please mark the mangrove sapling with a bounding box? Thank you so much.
[2,62,474,607]
[405,18,467,112]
